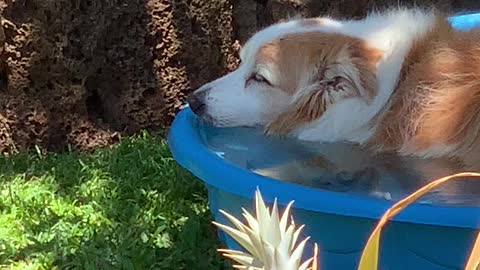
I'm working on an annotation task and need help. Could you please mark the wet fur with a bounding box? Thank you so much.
[369,17,480,170]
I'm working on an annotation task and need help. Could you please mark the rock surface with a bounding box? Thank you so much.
[0,0,477,152]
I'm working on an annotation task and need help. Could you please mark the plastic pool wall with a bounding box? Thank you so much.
[168,12,480,270]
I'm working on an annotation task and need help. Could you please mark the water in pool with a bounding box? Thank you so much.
[198,120,480,206]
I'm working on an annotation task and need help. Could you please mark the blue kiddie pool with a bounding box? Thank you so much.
[168,13,480,270]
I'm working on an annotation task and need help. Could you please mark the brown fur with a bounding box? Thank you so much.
[257,32,382,135]
[368,17,480,169]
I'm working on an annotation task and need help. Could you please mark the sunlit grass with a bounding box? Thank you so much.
[0,132,230,269]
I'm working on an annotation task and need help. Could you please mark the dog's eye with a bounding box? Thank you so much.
[248,73,272,86]
[326,76,343,86]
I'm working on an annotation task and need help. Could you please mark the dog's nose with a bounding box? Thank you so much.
[187,89,207,115]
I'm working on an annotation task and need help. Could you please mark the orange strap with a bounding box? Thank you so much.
[465,230,480,270]
[358,172,480,270]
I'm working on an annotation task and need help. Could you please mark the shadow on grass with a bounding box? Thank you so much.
[0,132,230,269]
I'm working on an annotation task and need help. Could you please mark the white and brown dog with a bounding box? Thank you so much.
[187,8,480,171]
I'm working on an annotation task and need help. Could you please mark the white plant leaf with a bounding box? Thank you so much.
[214,189,319,270]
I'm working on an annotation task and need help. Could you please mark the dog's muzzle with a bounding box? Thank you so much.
[187,88,209,116]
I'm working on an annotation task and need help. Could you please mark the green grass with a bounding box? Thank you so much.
[0,132,230,270]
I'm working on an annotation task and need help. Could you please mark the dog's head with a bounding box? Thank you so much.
[188,19,382,137]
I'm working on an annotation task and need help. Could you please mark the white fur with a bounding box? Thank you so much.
[200,68,291,127]
[196,8,438,144]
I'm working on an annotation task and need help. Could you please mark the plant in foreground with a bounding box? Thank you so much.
[213,172,480,270]
[213,189,318,270]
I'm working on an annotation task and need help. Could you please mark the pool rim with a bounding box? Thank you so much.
[168,108,480,229]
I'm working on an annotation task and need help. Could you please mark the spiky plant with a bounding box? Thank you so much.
[213,189,318,270]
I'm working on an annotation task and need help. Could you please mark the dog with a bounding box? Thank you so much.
[187,8,480,172]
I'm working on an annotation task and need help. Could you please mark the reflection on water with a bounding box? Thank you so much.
[198,120,480,206]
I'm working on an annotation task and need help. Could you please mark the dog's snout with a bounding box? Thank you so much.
[187,89,208,115]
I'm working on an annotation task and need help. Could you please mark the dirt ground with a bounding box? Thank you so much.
[0,0,478,152]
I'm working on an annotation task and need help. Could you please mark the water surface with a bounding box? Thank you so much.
[198,120,480,207]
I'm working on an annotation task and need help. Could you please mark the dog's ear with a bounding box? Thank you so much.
[265,41,383,136]
[347,41,383,101]
[309,38,383,102]
[265,89,327,136]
